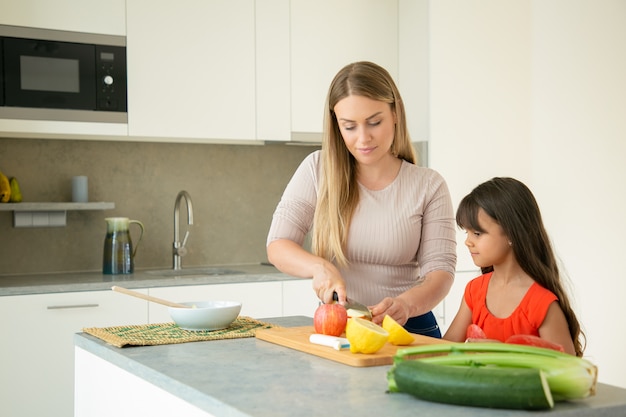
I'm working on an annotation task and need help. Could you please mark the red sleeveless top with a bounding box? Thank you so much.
[464,272,558,341]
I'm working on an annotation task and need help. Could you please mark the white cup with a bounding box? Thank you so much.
[72,176,88,202]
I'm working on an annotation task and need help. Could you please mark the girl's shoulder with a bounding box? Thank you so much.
[465,272,492,295]
[469,272,492,286]
[525,282,559,305]
[518,283,559,328]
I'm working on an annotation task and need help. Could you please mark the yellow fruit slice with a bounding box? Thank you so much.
[0,171,10,203]
[382,315,415,346]
[346,308,367,318]
[345,317,389,354]
[9,177,22,203]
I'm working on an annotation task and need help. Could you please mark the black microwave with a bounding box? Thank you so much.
[0,25,127,123]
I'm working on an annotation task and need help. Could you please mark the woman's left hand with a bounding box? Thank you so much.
[369,297,411,326]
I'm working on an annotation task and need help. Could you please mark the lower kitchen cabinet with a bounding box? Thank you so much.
[0,290,148,417]
[282,279,320,317]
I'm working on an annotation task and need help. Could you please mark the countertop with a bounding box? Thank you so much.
[74,316,626,417]
[0,263,293,296]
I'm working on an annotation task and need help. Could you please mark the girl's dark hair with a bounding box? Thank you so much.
[456,177,585,356]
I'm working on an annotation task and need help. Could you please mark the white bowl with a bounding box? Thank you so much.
[168,301,242,331]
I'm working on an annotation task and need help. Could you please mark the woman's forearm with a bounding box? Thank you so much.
[369,270,454,325]
[267,239,345,303]
[267,239,326,278]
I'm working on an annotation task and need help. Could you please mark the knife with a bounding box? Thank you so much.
[332,291,373,320]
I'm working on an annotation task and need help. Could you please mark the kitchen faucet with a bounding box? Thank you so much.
[173,190,194,270]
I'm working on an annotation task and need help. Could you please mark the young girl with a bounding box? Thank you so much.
[443,177,585,356]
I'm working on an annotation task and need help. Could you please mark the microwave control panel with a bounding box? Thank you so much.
[96,45,127,112]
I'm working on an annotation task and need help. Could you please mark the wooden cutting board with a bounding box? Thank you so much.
[255,325,451,367]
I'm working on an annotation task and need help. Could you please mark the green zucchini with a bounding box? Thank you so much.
[388,360,554,410]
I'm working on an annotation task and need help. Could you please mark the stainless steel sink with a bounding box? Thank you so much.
[145,268,243,277]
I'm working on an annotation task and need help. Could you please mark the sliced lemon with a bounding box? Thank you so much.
[382,315,415,346]
[345,317,389,354]
[346,308,367,319]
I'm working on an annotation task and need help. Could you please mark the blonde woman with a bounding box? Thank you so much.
[267,61,456,337]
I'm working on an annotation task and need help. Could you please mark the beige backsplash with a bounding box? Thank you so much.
[0,137,318,275]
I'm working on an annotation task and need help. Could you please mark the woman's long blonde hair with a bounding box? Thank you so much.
[312,61,416,266]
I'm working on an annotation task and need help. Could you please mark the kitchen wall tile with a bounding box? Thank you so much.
[0,138,318,275]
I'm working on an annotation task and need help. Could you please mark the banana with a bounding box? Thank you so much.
[0,171,11,203]
[9,177,22,203]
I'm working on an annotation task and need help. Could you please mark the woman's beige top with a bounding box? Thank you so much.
[267,150,457,306]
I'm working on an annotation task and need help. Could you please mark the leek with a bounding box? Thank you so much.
[394,343,597,401]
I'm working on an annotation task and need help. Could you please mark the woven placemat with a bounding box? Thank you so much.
[83,316,277,348]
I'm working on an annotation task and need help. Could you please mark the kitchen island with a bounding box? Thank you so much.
[75,316,626,417]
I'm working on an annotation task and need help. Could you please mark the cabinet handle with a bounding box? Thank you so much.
[47,304,100,310]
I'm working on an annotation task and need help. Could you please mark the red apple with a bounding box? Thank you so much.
[313,303,348,336]
[466,323,487,340]
[505,334,565,352]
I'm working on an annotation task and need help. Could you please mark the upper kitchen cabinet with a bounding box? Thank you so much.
[272,0,429,144]
[398,0,429,144]
[126,0,258,143]
[256,0,291,141]
[0,0,126,36]
[288,0,399,140]
[0,0,128,139]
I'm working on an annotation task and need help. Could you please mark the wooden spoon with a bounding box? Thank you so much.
[111,285,191,308]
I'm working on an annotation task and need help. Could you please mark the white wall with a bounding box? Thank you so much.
[429,0,626,388]
[530,0,626,389]
[429,0,533,271]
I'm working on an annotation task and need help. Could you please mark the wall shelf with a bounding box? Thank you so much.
[0,202,115,228]
[0,202,115,211]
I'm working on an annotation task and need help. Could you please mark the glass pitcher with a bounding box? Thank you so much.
[102,217,144,274]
